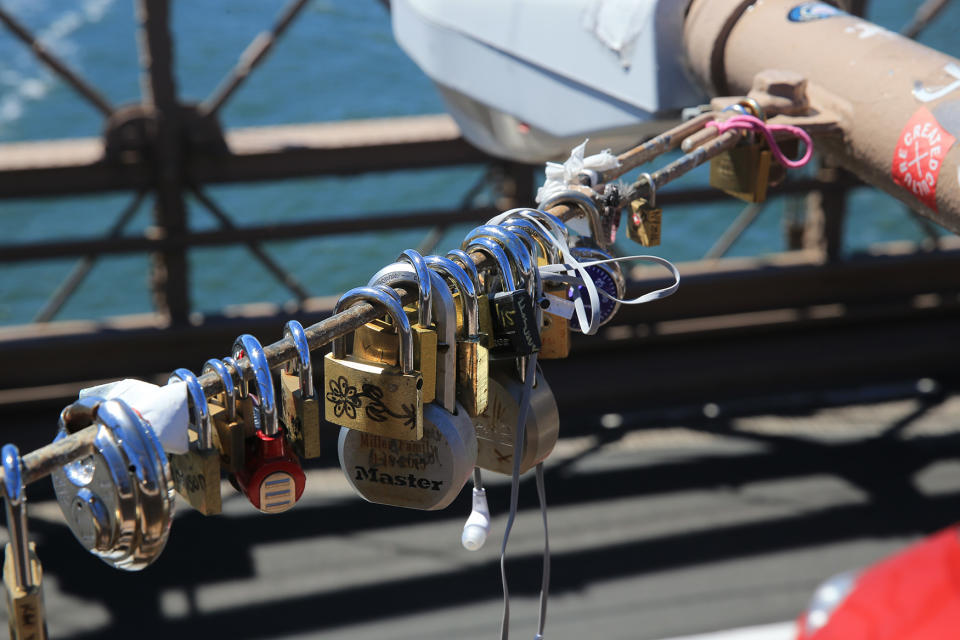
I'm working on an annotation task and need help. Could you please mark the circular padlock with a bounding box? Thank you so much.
[51,396,174,571]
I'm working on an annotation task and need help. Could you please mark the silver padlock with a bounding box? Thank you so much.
[51,397,175,570]
[567,244,626,331]
[340,267,478,510]
[2,445,47,640]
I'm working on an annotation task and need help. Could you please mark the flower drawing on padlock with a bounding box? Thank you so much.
[326,376,362,419]
[361,383,418,429]
[326,376,417,429]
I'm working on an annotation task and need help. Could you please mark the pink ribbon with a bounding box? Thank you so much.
[705,114,814,169]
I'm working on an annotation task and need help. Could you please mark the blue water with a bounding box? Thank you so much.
[0,0,958,325]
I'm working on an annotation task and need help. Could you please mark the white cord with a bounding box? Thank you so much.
[499,352,538,640]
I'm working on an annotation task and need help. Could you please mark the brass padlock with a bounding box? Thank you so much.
[324,286,424,440]
[627,198,662,247]
[710,141,772,203]
[280,321,321,459]
[202,358,246,474]
[167,368,222,515]
[425,254,489,417]
[339,272,477,510]
[2,445,47,640]
[447,249,496,350]
[363,250,438,406]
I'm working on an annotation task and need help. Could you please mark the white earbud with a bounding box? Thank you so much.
[462,486,491,551]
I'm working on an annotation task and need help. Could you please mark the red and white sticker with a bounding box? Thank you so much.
[892,107,955,211]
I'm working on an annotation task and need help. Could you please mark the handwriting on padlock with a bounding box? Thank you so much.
[326,377,417,429]
[353,466,445,491]
[171,466,207,493]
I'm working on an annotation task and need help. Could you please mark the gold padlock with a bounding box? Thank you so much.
[203,358,247,474]
[448,249,496,350]
[363,251,439,405]
[324,286,424,440]
[280,321,322,459]
[710,141,772,203]
[538,284,572,359]
[425,254,489,417]
[2,445,47,640]
[627,197,662,247]
[167,368,222,515]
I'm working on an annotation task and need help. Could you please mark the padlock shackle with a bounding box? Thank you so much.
[2,444,31,590]
[223,356,246,400]
[168,368,214,451]
[202,358,237,420]
[503,218,560,265]
[424,255,479,338]
[446,249,482,294]
[232,335,279,437]
[368,268,432,329]
[332,286,415,373]
[498,207,570,246]
[396,249,433,326]
[464,226,535,295]
[465,237,516,293]
[282,321,314,399]
[538,189,603,243]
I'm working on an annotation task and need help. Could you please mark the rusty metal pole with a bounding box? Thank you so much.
[684,0,960,233]
[137,0,190,325]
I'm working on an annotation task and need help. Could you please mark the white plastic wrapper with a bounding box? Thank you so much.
[79,379,190,454]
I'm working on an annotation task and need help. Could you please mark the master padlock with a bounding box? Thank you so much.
[279,321,321,459]
[340,270,477,510]
[51,397,175,570]
[323,287,424,440]
[2,445,47,640]
[167,368,222,515]
[231,334,306,514]
[424,254,489,417]
[203,358,246,474]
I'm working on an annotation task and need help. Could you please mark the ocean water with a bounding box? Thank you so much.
[0,0,957,325]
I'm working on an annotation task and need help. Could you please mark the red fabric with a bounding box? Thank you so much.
[799,526,960,640]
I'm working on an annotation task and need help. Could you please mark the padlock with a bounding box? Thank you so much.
[279,321,322,459]
[167,368,222,515]
[566,245,626,331]
[340,270,477,510]
[231,334,306,514]
[476,361,560,475]
[464,235,541,359]
[225,355,263,441]
[51,396,175,570]
[202,358,246,473]
[2,445,47,640]
[324,287,424,440]
[448,249,494,351]
[472,238,559,474]
[501,218,572,359]
[539,188,605,247]
[424,255,489,417]
[627,198,662,247]
[362,250,438,406]
[709,140,772,203]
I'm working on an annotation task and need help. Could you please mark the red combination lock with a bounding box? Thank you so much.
[231,334,306,514]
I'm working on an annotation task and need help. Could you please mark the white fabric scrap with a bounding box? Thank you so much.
[535,139,619,236]
[80,378,190,454]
